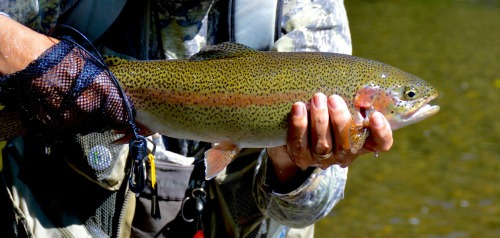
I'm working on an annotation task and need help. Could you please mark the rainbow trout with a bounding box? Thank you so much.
[105,42,440,179]
[0,42,439,178]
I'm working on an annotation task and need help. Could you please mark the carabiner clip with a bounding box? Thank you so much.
[128,135,148,194]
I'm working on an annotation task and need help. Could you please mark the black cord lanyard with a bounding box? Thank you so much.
[48,25,150,194]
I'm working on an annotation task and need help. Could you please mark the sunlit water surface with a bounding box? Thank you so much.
[315,0,500,237]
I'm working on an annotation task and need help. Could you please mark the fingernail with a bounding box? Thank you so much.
[371,112,383,128]
[327,95,340,110]
[292,103,305,116]
[313,93,326,109]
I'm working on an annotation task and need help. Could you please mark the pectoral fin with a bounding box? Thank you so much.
[348,122,370,154]
[204,142,241,180]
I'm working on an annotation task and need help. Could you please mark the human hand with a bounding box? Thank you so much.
[267,93,393,182]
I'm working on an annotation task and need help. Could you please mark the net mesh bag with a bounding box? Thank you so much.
[0,37,130,144]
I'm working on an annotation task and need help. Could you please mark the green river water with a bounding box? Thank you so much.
[315,0,500,237]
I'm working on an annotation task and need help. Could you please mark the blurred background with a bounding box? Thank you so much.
[315,0,500,237]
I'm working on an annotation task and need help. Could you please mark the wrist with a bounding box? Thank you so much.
[0,15,58,75]
[266,146,302,184]
[266,147,315,193]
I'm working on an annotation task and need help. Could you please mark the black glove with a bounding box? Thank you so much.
[0,38,130,143]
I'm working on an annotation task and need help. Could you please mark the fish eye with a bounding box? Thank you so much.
[404,87,418,99]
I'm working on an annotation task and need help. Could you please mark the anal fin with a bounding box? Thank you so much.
[204,142,241,180]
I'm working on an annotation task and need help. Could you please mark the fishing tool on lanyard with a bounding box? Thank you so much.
[128,136,161,218]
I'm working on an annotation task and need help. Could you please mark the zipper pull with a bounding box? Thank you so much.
[181,186,207,236]
[193,188,206,238]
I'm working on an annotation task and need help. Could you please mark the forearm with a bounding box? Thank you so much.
[0,14,58,75]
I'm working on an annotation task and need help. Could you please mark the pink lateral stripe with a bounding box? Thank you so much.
[127,89,310,107]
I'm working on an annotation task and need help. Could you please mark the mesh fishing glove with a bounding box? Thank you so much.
[0,38,131,143]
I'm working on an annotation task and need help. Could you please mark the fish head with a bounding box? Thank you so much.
[354,62,440,130]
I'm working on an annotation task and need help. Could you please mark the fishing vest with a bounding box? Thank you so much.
[61,0,284,56]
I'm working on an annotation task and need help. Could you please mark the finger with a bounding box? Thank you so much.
[364,111,393,152]
[327,94,351,152]
[310,93,333,157]
[286,102,312,169]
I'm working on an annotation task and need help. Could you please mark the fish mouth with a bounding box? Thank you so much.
[393,95,440,130]
[406,103,440,120]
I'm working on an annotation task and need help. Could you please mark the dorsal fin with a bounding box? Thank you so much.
[190,42,258,61]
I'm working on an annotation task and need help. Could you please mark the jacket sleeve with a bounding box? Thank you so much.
[0,0,77,34]
[253,150,348,228]
[273,0,352,55]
